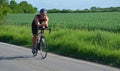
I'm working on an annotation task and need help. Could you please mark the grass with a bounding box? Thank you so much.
[3,14,35,26]
[0,24,32,47]
[0,24,120,67]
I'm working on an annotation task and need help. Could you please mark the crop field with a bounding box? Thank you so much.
[1,12,120,67]
[4,12,120,32]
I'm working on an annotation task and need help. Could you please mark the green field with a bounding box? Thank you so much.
[1,12,120,67]
[4,12,120,32]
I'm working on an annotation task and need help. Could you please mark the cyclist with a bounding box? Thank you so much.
[31,8,49,56]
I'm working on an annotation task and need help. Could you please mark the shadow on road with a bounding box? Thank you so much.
[0,55,33,60]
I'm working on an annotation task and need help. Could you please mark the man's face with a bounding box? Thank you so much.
[41,11,47,16]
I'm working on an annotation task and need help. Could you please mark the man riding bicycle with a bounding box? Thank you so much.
[31,8,49,56]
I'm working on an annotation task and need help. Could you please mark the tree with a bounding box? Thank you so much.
[9,0,17,9]
[91,6,97,10]
[19,1,37,13]
[0,0,37,15]
[48,9,61,13]
[0,0,10,16]
[8,0,37,13]
[9,0,18,13]
[0,0,9,5]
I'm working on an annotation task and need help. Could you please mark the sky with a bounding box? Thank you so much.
[15,0,120,10]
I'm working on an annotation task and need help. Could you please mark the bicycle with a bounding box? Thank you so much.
[34,27,51,59]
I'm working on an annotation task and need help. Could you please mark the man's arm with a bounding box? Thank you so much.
[44,16,49,27]
[35,16,41,28]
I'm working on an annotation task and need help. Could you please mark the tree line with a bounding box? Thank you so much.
[0,0,120,16]
[48,6,120,13]
[0,0,37,16]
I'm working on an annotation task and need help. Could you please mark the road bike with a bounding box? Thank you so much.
[34,27,51,59]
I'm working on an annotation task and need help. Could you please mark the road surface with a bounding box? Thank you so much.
[0,42,119,71]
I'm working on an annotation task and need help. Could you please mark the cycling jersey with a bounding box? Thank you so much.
[32,14,45,35]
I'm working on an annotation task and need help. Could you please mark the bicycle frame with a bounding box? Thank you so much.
[35,27,51,59]
[37,28,51,43]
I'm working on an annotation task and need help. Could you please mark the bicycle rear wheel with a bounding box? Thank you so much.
[40,36,48,59]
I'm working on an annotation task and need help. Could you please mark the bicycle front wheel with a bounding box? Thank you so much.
[40,36,48,59]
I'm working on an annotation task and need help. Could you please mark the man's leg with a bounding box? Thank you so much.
[32,34,38,56]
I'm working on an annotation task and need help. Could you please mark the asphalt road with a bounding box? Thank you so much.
[0,42,119,71]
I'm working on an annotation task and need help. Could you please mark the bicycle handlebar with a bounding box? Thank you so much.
[39,27,51,34]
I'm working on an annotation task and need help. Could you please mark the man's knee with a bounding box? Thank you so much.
[33,34,38,39]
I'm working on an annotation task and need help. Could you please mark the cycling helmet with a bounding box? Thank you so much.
[40,8,47,14]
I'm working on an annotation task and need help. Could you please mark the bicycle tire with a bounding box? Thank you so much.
[34,43,39,56]
[39,36,48,59]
